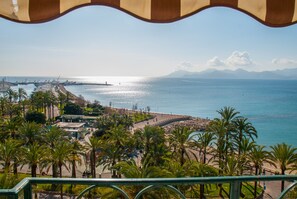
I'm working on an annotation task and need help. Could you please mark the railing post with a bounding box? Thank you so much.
[23,183,32,199]
[230,181,240,199]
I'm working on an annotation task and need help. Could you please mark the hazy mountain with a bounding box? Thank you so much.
[166,68,297,79]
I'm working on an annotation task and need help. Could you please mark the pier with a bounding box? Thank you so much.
[0,79,112,91]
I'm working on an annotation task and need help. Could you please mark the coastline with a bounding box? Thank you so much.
[13,82,296,198]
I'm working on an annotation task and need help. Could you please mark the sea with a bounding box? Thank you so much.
[4,76,297,147]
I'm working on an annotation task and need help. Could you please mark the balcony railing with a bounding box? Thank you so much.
[0,175,296,199]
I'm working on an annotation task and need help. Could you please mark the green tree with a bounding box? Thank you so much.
[0,138,21,172]
[99,125,133,178]
[17,88,27,117]
[18,122,43,145]
[190,131,215,198]
[48,141,72,198]
[21,143,48,177]
[207,119,227,174]
[43,90,57,120]
[0,96,8,116]
[25,111,46,124]
[186,160,218,199]
[57,91,67,114]
[206,119,228,197]
[44,126,68,178]
[86,137,102,178]
[30,91,44,112]
[169,126,195,166]
[5,116,24,138]
[217,106,239,158]
[193,131,215,164]
[69,140,84,178]
[249,145,272,198]
[234,117,257,157]
[63,102,83,115]
[114,160,172,198]
[270,143,297,192]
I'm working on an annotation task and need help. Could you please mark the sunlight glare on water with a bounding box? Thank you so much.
[73,76,147,85]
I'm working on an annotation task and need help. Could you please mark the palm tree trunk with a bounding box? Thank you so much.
[112,158,117,178]
[22,103,26,118]
[91,150,96,178]
[13,161,18,175]
[72,160,76,178]
[5,162,10,173]
[281,169,285,192]
[200,184,205,199]
[181,148,185,166]
[52,163,58,177]
[32,164,37,177]
[254,166,258,198]
[59,164,63,199]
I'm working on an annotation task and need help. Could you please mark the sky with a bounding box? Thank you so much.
[1,6,297,77]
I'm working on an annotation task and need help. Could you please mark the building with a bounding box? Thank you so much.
[55,122,86,139]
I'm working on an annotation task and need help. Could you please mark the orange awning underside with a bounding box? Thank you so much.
[0,0,296,27]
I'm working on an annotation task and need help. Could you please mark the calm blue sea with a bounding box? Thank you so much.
[4,76,297,147]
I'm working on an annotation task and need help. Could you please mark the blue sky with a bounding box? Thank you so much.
[1,6,297,77]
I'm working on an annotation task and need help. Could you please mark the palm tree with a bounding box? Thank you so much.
[17,88,27,117]
[69,140,84,178]
[217,107,239,155]
[249,145,272,198]
[30,91,44,112]
[57,91,67,115]
[270,143,297,192]
[0,138,21,172]
[21,143,48,177]
[217,106,239,123]
[237,138,255,175]
[5,89,18,119]
[206,119,229,197]
[45,90,57,120]
[18,122,43,145]
[86,137,102,178]
[187,160,218,199]
[48,141,72,199]
[188,131,215,198]
[100,125,132,178]
[6,88,18,104]
[114,159,172,198]
[134,125,168,166]
[207,119,227,174]
[234,117,257,156]
[5,119,19,139]
[169,126,195,166]
[50,141,72,178]
[0,96,8,116]
[193,131,215,164]
[44,126,68,178]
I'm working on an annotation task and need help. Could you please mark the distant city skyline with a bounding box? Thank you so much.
[1,6,297,77]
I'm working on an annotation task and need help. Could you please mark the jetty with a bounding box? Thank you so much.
[0,79,112,90]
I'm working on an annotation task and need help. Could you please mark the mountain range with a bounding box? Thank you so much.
[166,68,297,80]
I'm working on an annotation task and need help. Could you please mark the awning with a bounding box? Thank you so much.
[0,0,296,27]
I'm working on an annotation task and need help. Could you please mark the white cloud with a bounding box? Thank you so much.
[272,58,297,66]
[225,51,253,67]
[206,56,225,67]
[176,62,195,70]
[205,51,254,71]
